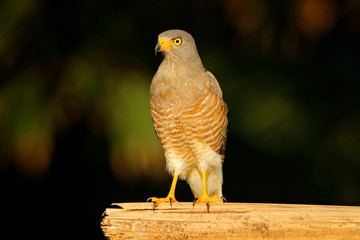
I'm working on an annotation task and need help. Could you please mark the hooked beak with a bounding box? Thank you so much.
[154,38,173,56]
[155,42,161,55]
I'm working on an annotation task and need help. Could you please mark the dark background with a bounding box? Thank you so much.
[1,0,359,239]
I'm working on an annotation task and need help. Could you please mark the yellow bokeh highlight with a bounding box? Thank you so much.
[14,128,53,178]
[100,69,166,181]
[297,0,336,38]
[55,57,166,181]
[0,66,54,178]
[225,0,268,34]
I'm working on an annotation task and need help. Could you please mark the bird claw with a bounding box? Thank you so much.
[146,197,157,211]
[169,197,173,207]
[193,198,198,208]
[147,196,177,211]
[193,195,226,212]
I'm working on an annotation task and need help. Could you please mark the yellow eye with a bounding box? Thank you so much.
[173,37,182,46]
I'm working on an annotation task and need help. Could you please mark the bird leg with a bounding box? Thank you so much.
[147,174,179,210]
[193,171,225,212]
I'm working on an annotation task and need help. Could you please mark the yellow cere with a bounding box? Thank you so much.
[158,37,173,51]
[158,38,166,45]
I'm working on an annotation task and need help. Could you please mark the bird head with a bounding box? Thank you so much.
[155,29,199,61]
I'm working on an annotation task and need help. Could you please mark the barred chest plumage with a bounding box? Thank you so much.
[150,91,227,179]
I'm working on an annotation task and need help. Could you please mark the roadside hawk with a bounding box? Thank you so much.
[148,29,228,212]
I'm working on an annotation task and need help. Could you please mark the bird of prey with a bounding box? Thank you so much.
[148,29,228,212]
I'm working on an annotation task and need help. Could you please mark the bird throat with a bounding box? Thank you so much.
[151,58,208,112]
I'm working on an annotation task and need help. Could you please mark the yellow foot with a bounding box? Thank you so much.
[147,196,178,210]
[193,195,226,213]
[147,174,179,211]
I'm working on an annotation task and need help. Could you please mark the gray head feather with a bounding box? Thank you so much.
[157,29,201,62]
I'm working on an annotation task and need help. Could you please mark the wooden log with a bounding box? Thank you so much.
[101,202,360,240]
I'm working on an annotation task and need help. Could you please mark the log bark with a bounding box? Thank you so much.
[101,202,360,239]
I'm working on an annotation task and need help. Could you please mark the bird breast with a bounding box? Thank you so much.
[150,63,210,112]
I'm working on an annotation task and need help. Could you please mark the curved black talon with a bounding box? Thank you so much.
[169,197,173,207]
[206,202,210,213]
[146,197,157,211]
[221,196,227,202]
[192,198,198,208]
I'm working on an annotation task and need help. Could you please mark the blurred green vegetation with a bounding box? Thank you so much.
[0,0,359,206]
